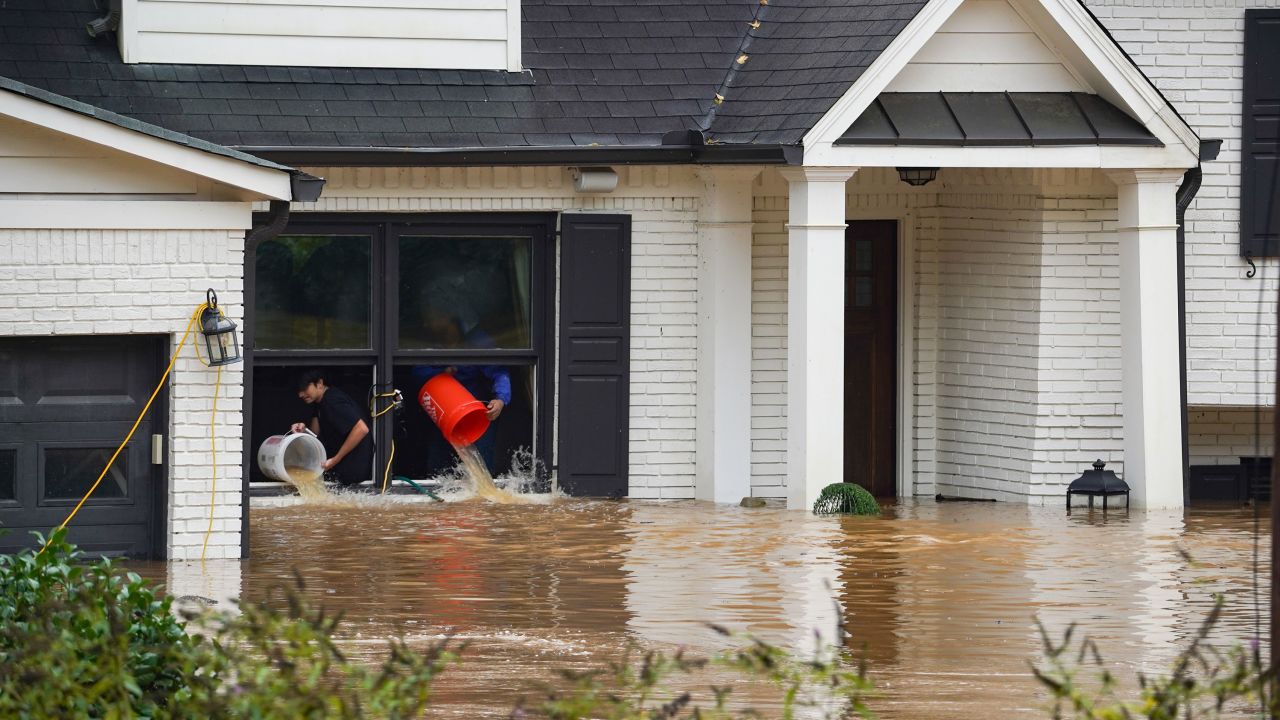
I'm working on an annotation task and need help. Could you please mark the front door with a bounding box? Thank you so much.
[0,336,165,557]
[844,220,898,497]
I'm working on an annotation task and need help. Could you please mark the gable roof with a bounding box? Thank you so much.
[0,74,318,201]
[0,0,928,162]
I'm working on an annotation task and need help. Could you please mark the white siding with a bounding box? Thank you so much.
[1086,0,1280,409]
[886,0,1090,92]
[0,228,246,560]
[293,166,702,498]
[121,0,521,71]
[0,117,196,195]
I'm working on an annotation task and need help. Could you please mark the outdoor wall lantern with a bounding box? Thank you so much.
[896,167,939,187]
[1065,459,1130,513]
[200,289,242,367]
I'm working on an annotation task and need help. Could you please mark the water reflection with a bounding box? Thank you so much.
[138,500,1270,718]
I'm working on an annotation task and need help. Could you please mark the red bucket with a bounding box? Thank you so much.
[418,373,490,445]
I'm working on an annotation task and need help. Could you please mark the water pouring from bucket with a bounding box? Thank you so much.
[418,373,521,503]
[257,429,330,501]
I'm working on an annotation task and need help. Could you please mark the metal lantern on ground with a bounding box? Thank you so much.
[200,289,241,366]
[1066,459,1130,512]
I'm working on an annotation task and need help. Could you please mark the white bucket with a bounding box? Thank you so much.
[257,431,326,482]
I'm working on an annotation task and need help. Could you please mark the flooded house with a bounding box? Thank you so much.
[0,0,1273,559]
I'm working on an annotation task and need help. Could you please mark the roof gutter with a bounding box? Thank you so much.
[238,141,803,169]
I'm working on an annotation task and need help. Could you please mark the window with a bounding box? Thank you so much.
[247,215,554,482]
[1241,10,1280,257]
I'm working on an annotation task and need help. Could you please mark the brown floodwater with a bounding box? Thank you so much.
[138,499,1272,718]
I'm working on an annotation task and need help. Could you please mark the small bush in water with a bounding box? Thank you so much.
[813,482,881,516]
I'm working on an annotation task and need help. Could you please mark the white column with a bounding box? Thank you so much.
[780,167,856,511]
[1107,169,1186,508]
[695,167,758,503]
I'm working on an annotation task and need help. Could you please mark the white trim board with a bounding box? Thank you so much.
[0,89,294,201]
[0,200,253,229]
[803,0,1199,168]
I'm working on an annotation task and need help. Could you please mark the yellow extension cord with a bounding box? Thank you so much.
[370,390,398,495]
[42,301,229,562]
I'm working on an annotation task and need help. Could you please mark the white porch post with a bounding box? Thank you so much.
[1107,169,1186,508]
[780,167,856,511]
[695,167,757,503]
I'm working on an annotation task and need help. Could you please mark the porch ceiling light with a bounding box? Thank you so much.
[200,289,242,367]
[1065,459,1130,512]
[896,167,939,187]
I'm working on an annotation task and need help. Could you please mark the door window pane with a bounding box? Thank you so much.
[255,235,372,349]
[44,448,126,500]
[399,236,532,349]
[0,449,14,500]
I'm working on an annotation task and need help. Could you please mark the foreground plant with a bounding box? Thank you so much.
[1033,596,1275,719]
[0,529,458,719]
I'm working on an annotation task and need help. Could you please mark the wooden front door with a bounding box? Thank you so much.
[844,220,898,497]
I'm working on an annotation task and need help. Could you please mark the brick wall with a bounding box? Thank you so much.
[0,228,245,560]
[1188,405,1274,464]
[1087,0,1280,409]
[296,166,701,498]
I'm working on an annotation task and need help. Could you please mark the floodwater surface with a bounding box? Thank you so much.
[146,500,1271,718]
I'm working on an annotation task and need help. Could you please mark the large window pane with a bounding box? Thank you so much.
[44,447,126,500]
[398,236,532,349]
[255,235,372,349]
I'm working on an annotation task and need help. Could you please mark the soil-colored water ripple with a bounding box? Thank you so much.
[139,500,1271,718]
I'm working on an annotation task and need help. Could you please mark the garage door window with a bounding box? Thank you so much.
[0,449,14,501]
[43,448,127,500]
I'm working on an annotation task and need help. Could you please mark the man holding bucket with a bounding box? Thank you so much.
[292,369,374,487]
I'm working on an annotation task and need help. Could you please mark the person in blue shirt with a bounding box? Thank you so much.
[410,309,512,474]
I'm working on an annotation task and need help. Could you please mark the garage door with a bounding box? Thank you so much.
[0,336,165,558]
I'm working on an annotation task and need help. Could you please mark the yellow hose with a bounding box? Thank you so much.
[201,363,221,562]
[43,303,208,553]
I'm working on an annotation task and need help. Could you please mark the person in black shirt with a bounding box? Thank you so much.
[291,369,373,487]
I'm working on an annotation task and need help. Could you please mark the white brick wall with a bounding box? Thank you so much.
[1087,0,1280,407]
[1188,405,1273,464]
[297,166,702,498]
[0,228,245,560]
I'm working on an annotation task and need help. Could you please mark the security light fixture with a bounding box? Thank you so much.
[572,167,619,194]
[200,289,242,367]
[897,167,939,187]
[1065,459,1130,512]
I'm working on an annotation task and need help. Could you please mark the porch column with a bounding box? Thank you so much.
[695,167,758,503]
[1107,169,1186,508]
[780,167,856,511]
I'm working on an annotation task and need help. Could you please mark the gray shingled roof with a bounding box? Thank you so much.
[0,0,928,155]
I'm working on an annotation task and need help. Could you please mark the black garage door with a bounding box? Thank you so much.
[0,336,165,558]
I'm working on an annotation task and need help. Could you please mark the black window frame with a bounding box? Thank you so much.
[242,213,557,555]
[1241,9,1280,257]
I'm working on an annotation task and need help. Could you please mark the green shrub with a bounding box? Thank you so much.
[0,530,457,719]
[813,483,881,516]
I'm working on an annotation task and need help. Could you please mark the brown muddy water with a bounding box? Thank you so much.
[138,500,1270,718]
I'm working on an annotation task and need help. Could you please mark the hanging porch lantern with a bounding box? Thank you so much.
[1065,459,1129,513]
[200,289,242,366]
[896,167,939,187]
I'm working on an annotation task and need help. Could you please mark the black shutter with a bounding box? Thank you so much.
[557,214,630,497]
[1242,10,1280,257]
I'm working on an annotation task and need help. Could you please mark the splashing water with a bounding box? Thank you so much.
[433,445,556,505]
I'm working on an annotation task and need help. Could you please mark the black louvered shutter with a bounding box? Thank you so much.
[1242,10,1280,257]
[557,214,630,497]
